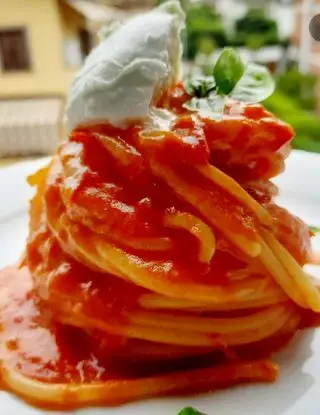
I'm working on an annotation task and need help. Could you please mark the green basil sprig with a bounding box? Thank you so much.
[231,62,275,103]
[178,407,207,415]
[213,47,245,95]
[183,48,275,117]
[183,94,225,119]
[184,77,216,98]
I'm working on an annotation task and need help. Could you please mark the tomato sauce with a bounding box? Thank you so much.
[0,267,211,386]
[0,267,262,391]
[0,84,314,409]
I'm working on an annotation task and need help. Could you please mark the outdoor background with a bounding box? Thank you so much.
[0,0,320,159]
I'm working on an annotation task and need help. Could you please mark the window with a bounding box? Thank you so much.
[0,28,31,72]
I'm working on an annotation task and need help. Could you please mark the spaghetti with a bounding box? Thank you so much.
[0,90,319,409]
[0,37,320,408]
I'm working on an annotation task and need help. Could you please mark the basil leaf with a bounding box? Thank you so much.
[231,63,275,103]
[183,92,225,119]
[183,77,216,98]
[213,48,245,95]
[309,226,320,234]
[178,407,207,415]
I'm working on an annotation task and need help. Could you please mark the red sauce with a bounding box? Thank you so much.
[0,266,303,389]
[165,84,294,181]
[1,266,274,389]
[0,84,314,409]
[0,266,95,384]
[24,88,310,308]
[0,267,216,385]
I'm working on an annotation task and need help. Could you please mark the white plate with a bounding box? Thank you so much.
[0,151,320,415]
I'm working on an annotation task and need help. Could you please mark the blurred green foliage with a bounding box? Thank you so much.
[264,77,320,153]
[184,4,227,60]
[156,2,282,58]
[155,1,320,154]
[156,0,227,59]
[276,69,317,111]
[233,9,279,48]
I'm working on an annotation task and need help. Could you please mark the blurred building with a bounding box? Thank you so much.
[293,0,320,71]
[0,0,136,156]
[292,0,320,112]
[214,0,295,39]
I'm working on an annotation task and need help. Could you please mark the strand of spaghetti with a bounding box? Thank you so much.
[0,360,278,408]
[33,215,288,313]
[58,143,173,253]
[258,237,307,308]
[41,161,121,276]
[44,172,124,279]
[148,158,261,257]
[131,308,294,347]
[58,305,293,347]
[223,311,299,347]
[92,132,143,170]
[48,268,300,351]
[197,164,273,226]
[27,164,51,231]
[54,208,270,302]
[58,314,214,346]
[51,160,174,254]
[109,236,173,252]
[163,210,215,263]
[227,265,263,280]
[93,236,272,302]
[262,229,320,312]
[129,305,288,334]
[138,287,287,311]
[46,204,127,279]
[45,187,296,316]
[45,275,288,338]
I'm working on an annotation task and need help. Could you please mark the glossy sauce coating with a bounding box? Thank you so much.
[0,266,296,387]
[0,87,315,409]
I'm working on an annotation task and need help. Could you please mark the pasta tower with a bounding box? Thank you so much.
[1,87,318,408]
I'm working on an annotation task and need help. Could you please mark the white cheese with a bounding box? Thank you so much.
[65,1,185,131]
